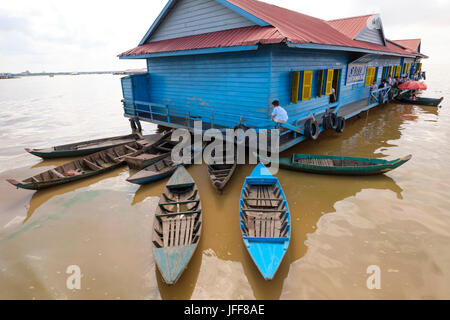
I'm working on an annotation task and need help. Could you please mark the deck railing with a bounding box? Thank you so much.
[123,91,386,144]
[122,99,275,130]
[368,86,391,105]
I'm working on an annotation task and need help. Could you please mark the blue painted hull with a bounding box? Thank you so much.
[127,169,175,185]
[239,163,291,280]
[154,244,198,285]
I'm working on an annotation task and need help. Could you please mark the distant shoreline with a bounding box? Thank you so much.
[1,69,147,78]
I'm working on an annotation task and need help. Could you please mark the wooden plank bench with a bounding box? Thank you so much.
[297,158,334,167]
[245,212,283,238]
[124,145,138,152]
[83,159,102,170]
[160,213,198,247]
[50,169,65,179]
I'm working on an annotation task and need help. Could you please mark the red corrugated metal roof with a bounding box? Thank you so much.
[391,39,421,52]
[119,26,284,57]
[226,0,349,46]
[327,14,378,39]
[119,0,423,58]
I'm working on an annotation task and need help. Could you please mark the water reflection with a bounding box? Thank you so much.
[124,103,412,300]
[31,157,80,169]
[1,94,438,300]
[131,177,167,206]
[23,167,127,223]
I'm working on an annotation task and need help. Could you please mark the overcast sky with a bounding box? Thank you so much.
[1,0,449,73]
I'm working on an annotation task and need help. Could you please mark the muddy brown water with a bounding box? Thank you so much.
[0,69,449,300]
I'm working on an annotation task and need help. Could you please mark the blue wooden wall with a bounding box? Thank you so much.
[150,0,256,42]
[339,55,401,105]
[146,47,272,128]
[267,46,404,116]
[127,44,411,129]
[269,46,348,118]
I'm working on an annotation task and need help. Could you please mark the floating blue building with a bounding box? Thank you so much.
[119,0,426,151]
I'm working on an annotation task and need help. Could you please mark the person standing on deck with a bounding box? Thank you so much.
[369,81,378,103]
[387,76,394,87]
[271,100,289,126]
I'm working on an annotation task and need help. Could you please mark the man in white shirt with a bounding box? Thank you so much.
[271,100,288,124]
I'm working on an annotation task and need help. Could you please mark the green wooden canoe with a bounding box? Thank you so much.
[25,133,148,159]
[261,154,412,176]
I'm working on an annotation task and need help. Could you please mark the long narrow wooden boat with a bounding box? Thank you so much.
[125,131,176,169]
[126,156,178,185]
[395,95,444,107]
[239,163,291,280]
[263,154,412,176]
[25,133,148,159]
[127,142,205,185]
[152,166,202,285]
[7,140,152,190]
[207,152,237,192]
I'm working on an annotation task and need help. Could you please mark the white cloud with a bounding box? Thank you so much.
[0,0,448,73]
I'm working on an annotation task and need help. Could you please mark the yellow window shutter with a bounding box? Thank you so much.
[417,63,422,72]
[325,69,334,95]
[365,67,374,86]
[291,71,300,104]
[365,68,370,86]
[302,71,313,101]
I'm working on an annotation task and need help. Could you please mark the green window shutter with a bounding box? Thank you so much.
[317,70,324,97]
[291,71,300,104]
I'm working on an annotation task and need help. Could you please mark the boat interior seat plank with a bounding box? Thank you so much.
[298,158,335,167]
[50,169,65,179]
[245,211,284,238]
[124,145,138,152]
[105,152,119,163]
[83,159,102,171]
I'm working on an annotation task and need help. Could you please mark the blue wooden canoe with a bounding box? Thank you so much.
[126,156,177,185]
[239,163,291,280]
[126,143,204,185]
[152,166,201,285]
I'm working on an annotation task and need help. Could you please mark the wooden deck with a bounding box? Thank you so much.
[129,97,383,152]
[279,98,380,151]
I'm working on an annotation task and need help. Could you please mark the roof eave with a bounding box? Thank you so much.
[119,44,260,59]
[287,41,418,58]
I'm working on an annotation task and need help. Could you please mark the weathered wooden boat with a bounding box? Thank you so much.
[24,133,154,159]
[127,141,205,185]
[262,154,412,176]
[126,156,178,185]
[125,132,176,169]
[395,95,444,107]
[207,152,237,192]
[7,141,151,190]
[152,166,202,285]
[239,163,291,280]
